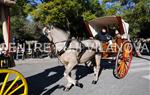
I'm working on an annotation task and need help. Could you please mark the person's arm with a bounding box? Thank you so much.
[105,33,113,45]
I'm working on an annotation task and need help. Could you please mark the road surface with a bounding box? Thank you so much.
[12,56,150,95]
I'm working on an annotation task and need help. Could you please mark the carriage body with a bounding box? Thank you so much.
[0,1,28,94]
[0,46,28,95]
[87,16,133,79]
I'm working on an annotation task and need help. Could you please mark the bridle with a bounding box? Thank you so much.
[43,26,54,44]
[43,26,72,56]
[43,26,98,58]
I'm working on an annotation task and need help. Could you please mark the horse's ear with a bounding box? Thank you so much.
[46,25,51,29]
[51,25,54,29]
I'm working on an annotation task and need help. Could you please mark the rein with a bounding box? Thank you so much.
[44,27,98,59]
[47,29,73,56]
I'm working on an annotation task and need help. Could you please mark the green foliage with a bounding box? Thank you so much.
[101,0,149,38]
[102,1,122,15]
[103,0,112,3]
[123,0,150,38]
[24,0,104,37]
[82,11,96,21]
[26,0,82,26]
[8,0,41,40]
[11,0,28,16]
[25,0,103,26]
[2,0,148,40]
[10,16,38,40]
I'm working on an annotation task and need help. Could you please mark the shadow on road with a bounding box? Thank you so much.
[101,59,115,69]
[75,60,115,80]
[136,56,150,61]
[75,65,94,80]
[26,60,115,95]
[41,65,94,95]
[26,65,65,95]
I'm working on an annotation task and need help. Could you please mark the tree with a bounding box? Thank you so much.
[123,0,150,38]
[9,0,41,40]
[102,0,150,38]
[24,0,104,38]
[10,16,39,40]
[8,0,149,40]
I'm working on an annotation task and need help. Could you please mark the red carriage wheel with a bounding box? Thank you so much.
[113,41,133,79]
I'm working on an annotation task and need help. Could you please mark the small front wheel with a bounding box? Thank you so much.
[0,69,28,95]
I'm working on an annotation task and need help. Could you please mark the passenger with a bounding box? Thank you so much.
[115,30,121,38]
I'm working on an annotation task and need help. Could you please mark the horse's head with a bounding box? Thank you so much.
[42,25,54,42]
[43,25,69,44]
[42,25,54,35]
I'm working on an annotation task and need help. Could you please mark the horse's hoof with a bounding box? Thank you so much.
[63,87,70,91]
[76,81,83,88]
[92,80,97,84]
[63,84,73,91]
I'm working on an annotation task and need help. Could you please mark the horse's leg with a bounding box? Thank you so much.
[92,54,101,84]
[63,64,73,91]
[63,59,83,91]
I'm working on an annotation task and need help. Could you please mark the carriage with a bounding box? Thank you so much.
[86,16,133,79]
[0,1,28,94]
[0,51,28,95]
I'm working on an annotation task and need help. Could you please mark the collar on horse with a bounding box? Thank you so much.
[56,37,72,56]
[51,37,97,62]
[44,26,71,56]
[49,34,86,59]
[44,26,98,61]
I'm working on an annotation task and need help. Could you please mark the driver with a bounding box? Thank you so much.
[95,27,112,45]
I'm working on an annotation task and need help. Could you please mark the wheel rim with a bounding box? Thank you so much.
[0,69,28,95]
[114,41,133,79]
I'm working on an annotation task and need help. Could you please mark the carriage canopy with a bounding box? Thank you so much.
[87,16,129,39]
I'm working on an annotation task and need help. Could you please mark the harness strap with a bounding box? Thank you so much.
[57,35,72,56]
[57,49,65,56]
[56,38,98,60]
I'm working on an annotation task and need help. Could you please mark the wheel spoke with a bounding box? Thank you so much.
[0,69,28,95]
[8,83,24,95]
[118,61,126,77]
[120,63,124,73]
[117,64,121,71]
[125,61,129,69]
[3,76,20,95]
[113,41,133,79]
[0,73,10,95]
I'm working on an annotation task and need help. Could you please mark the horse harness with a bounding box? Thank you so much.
[44,26,98,61]
[50,38,98,61]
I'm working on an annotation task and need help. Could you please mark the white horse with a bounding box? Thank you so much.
[42,25,102,91]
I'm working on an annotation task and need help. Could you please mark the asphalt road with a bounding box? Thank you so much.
[12,56,150,95]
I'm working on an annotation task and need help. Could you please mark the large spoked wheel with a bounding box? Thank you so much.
[113,41,133,79]
[0,69,28,95]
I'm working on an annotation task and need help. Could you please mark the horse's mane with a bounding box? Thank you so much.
[52,24,68,32]
[54,26,68,34]
[52,25,69,40]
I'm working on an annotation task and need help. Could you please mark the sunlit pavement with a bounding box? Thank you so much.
[12,55,150,95]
